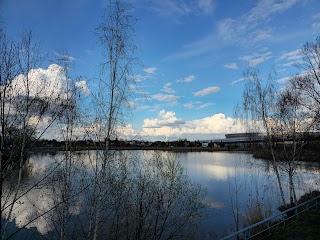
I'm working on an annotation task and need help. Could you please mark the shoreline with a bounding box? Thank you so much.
[31,146,250,153]
[30,146,320,163]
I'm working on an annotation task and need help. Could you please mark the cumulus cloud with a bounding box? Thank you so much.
[140,111,245,140]
[115,124,138,138]
[193,86,220,97]
[71,111,244,141]
[10,64,72,100]
[224,63,238,69]
[75,80,90,95]
[177,75,196,83]
[142,110,185,128]
[6,64,84,139]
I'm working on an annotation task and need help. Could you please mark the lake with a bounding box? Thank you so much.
[6,150,320,239]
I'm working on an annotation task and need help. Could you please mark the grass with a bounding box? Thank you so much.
[266,208,320,240]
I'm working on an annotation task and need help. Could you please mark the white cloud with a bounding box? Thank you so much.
[132,73,155,82]
[142,110,185,128]
[177,75,196,83]
[161,83,176,94]
[230,76,255,85]
[312,22,320,30]
[132,74,148,82]
[251,29,272,42]
[167,0,299,60]
[198,103,212,109]
[53,51,75,62]
[193,86,220,97]
[282,60,303,67]
[151,93,180,102]
[115,124,138,138]
[75,80,90,95]
[183,101,205,109]
[276,71,308,84]
[140,111,245,140]
[277,68,287,73]
[132,67,157,82]
[224,63,238,69]
[10,64,72,100]
[277,49,301,61]
[245,0,298,24]
[197,0,215,14]
[313,13,320,19]
[276,76,291,83]
[130,84,151,96]
[143,67,157,74]
[5,64,83,140]
[150,0,215,18]
[217,0,298,44]
[231,77,246,85]
[183,103,194,109]
[240,51,273,67]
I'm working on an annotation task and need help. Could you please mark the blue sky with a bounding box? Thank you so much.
[1,0,320,141]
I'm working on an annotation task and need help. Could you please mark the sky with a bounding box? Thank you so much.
[1,0,320,141]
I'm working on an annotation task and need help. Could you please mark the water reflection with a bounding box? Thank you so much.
[4,150,320,239]
[175,151,320,237]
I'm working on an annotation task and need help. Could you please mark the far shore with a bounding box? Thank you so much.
[31,146,249,153]
[29,146,320,163]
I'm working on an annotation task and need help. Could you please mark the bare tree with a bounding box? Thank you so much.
[131,152,206,240]
[278,36,320,204]
[89,0,138,239]
[290,36,320,118]
[0,28,79,239]
[235,36,320,207]
[227,167,243,236]
[235,69,286,206]
[91,151,206,240]
[46,51,82,240]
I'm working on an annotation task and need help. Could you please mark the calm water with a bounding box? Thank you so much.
[8,150,320,239]
[174,151,320,237]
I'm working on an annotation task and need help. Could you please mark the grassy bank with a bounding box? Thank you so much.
[266,209,320,240]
